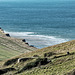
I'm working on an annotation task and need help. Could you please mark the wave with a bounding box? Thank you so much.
[4,31,35,36]
[4,31,69,48]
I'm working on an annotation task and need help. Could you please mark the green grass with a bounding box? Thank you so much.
[20,54,75,75]
[0,45,20,61]
[10,40,75,75]
[0,34,36,61]
[1,47,75,75]
[0,29,75,75]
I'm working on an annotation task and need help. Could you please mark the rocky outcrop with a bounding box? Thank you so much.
[0,27,4,33]
[25,42,29,45]
[29,45,34,47]
[22,39,26,42]
[0,27,10,37]
[5,33,10,37]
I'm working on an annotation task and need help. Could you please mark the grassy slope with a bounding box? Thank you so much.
[0,40,75,75]
[19,40,75,75]
[0,29,37,61]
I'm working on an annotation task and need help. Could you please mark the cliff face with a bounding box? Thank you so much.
[0,27,4,35]
[0,28,37,61]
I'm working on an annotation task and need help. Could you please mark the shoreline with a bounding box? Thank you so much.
[0,27,38,50]
[0,28,75,75]
[1,27,71,49]
[4,30,69,49]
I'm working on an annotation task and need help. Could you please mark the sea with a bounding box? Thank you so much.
[0,0,75,48]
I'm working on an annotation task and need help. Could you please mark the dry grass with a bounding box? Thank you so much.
[0,28,75,75]
[0,29,37,61]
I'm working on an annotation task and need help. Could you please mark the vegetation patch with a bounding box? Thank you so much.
[18,58,34,63]
[66,69,75,75]
[33,55,39,57]
[44,52,56,57]
[0,67,16,74]
[54,52,75,59]
[17,58,50,73]
[4,58,18,66]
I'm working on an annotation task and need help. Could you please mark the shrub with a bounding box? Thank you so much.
[44,52,56,57]
[4,58,18,66]
[33,55,39,57]
[54,56,57,58]
[35,58,48,65]
[17,58,49,73]
[0,68,15,74]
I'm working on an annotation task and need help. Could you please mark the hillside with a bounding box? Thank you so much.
[0,28,37,61]
[0,35,75,75]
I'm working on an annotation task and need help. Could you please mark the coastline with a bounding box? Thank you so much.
[4,30,69,49]
[0,27,37,49]
[0,1,75,74]
[0,27,75,75]
[0,27,38,61]
[0,0,75,48]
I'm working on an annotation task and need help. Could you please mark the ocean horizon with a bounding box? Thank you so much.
[0,0,75,48]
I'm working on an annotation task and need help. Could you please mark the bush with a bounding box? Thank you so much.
[33,55,39,57]
[44,52,56,57]
[17,58,48,73]
[4,58,18,66]
[35,58,48,65]
[0,68,15,74]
